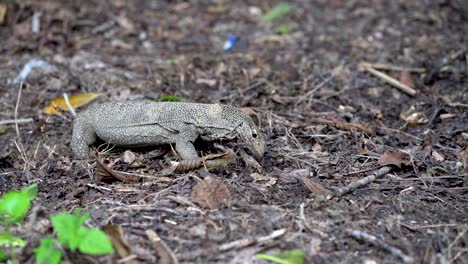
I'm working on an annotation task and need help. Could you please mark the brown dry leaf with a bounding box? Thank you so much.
[102,225,140,264]
[0,4,6,25]
[378,152,410,168]
[248,67,261,78]
[250,173,277,187]
[399,71,415,89]
[43,93,101,115]
[191,176,232,209]
[460,149,468,169]
[250,172,269,182]
[95,158,140,182]
[241,107,256,116]
[295,174,331,195]
[272,94,286,105]
[400,106,428,125]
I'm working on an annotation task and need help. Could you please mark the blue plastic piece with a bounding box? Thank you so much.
[223,34,239,52]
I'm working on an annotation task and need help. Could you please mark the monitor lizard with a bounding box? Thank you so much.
[71,101,265,161]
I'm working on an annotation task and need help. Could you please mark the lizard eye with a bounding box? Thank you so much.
[252,132,257,138]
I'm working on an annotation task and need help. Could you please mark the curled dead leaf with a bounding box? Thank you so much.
[378,152,410,168]
[95,157,140,182]
[191,176,232,209]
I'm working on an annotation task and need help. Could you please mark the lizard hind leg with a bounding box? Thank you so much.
[175,140,199,160]
[71,122,97,159]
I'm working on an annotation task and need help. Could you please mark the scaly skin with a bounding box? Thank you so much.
[71,101,265,160]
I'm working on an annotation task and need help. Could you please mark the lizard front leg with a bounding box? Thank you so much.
[175,125,199,160]
[71,121,96,159]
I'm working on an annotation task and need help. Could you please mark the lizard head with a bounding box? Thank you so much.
[235,117,265,160]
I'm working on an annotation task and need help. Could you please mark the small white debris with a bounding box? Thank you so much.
[12,59,57,84]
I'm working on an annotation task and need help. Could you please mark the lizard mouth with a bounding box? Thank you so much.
[243,144,264,161]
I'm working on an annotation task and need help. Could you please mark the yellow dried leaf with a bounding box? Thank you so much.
[43,93,101,115]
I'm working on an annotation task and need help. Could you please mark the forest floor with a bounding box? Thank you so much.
[0,0,467,263]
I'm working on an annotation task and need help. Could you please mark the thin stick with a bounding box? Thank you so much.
[0,118,34,125]
[348,229,413,264]
[14,82,32,178]
[360,63,417,96]
[63,93,76,116]
[362,62,426,73]
[218,229,286,252]
[333,166,392,196]
[146,229,179,264]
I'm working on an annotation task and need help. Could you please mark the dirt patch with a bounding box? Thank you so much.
[0,0,466,263]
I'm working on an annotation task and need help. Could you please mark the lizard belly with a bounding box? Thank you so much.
[95,126,176,147]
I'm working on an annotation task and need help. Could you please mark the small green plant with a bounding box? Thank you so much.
[0,184,38,262]
[260,3,294,22]
[0,184,113,264]
[256,249,305,264]
[34,209,114,264]
[154,95,186,102]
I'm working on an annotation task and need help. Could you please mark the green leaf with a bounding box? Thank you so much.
[22,184,38,201]
[260,3,294,22]
[0,233,26,247]
[275,23,293,34]
[33,238,62,264]
[78,228,114,255]
[51,211,89,251]
[0,249,6,261]
[256,249,305,264]
[0,190,30,224]
[154,96,186,102]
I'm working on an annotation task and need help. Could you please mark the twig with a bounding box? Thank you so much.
[14,82,32,178]
[404,223,465,229]
[309,117,374,135]
[0,118,34,125]
[333,166,392,196]
[145,229,179,264]
[63,93,76,116]
[297,65,343,104]
[360,62,417,96]
[32,12,41,33]
[218,229,286,252]
[347,229,413,264]
[361,62,426,73]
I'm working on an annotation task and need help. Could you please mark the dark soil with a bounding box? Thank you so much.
[0,0,467,263]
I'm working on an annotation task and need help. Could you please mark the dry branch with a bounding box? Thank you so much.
[310,117,374,135]
[145,229,179,264]
[333,166,392,196]
[359,62,417,96]
[347,229,413,264]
